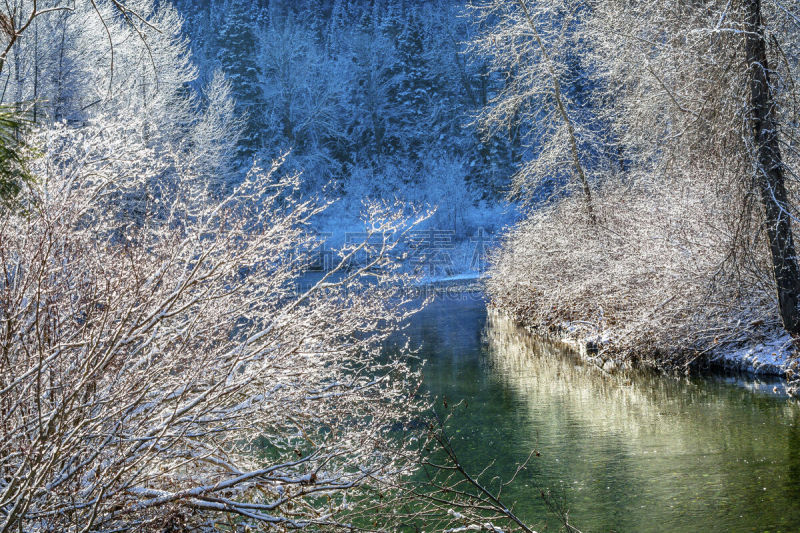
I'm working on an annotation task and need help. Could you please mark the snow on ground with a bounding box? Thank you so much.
[524,320,797,379]
[419,271,485,284]
[710,334,797,376]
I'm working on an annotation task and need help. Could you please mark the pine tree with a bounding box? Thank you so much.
[385,6,439,175]
[216,1,266,160]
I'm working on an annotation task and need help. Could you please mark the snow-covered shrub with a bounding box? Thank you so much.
[419,154,478,236]
[487,172,779,366]
[0,119,428,531]
[477,0,800,363]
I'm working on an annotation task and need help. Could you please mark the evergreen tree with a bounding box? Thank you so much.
[216,1,266,160]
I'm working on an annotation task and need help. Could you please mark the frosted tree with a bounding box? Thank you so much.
[744,0,800,333]
[0,112,435,531]
[214,0,265,159]
[469,0,605,220]
[588,0,800,334]
[385,6,438,171]
[342,4,398,164]
[483,0,800,360]
[256,10,349,190]
[188,69,244,193]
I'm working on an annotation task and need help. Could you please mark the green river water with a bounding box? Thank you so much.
[406,294,800,532]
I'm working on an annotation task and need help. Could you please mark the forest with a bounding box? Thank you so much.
[2,0,800,530]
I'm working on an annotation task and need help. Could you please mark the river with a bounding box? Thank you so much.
[401,293,800,532]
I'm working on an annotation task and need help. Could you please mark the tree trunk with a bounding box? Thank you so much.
[745,0,800,335]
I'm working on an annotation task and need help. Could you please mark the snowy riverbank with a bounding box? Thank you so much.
[415,277,799,388]
[709,335,797,376]
[487,308,798,382]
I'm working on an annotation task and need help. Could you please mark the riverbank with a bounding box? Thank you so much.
[417,275,798,391]
[709,335,797,375]
[487,306,798,387]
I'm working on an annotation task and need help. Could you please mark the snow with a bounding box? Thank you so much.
[529,317,797,384]
[710,334,796,376]
[420,272,485,284]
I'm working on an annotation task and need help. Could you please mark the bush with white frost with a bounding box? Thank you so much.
[487,176,778,364]
[479,0,800,365]
[0,119,428,531]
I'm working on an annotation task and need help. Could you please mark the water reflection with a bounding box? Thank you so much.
[410,297,800,532]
